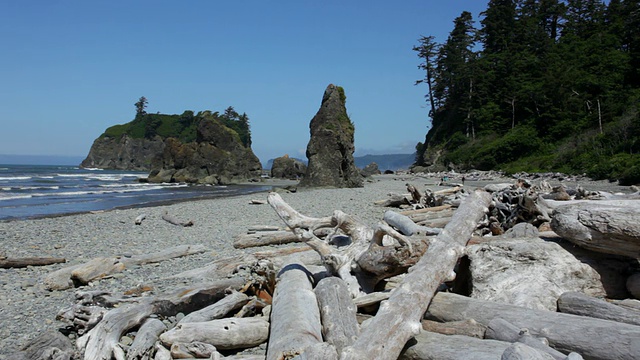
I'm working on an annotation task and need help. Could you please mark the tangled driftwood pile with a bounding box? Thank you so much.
[10,179,640,360]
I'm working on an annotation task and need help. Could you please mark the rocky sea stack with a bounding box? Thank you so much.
[81,108,261,184]
[299,84,363,188]
[270,155,306,179]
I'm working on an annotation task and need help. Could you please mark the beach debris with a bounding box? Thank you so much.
[134,213,147,225]
[162,211,194,227]
[27,174,640,360]
[249,199,267,205]
[0,256,66,269]
[233,228,331,249]
[43,245,207,290]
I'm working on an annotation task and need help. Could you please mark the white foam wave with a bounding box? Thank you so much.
[0,194,33,201]
[0,176,32,180]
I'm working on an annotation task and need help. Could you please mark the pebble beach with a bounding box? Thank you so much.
[1,172,634,358]
[0,174,429,357]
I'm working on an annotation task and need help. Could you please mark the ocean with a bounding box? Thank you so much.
[0,164,273,221]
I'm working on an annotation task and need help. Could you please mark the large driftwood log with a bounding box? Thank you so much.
[550,202,640,257]
[45,245,207,290]
[383,210,441,235]
[125,318,166,360]
[427,292,640,360]
[314,277,360,354]
[233,228,331,249]
[421,319,486,338]
[267,263,323,360]
[0,257,66,269]
[557,291,640,326]
[78,277,245,360]
[374,193,411,207]
[160,317,270,350]
[399,331,511,360]
[501,343,557,360]
[341,190,492,360]
[485,318,575,360]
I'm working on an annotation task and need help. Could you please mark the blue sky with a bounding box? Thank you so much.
[0,1,488,164]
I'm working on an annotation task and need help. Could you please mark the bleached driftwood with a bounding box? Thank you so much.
[178,290,250,324]
[45,245,207,290]
[485,318,575,360]
[169,342,218,358]
[76,277,245,360]
[314,277,359,354]
[161,211,194,227]
[550,202,640,257]
[134,213,147,225]
[125,318,166,360]
[340,190,491,360]
[501,343,558,360]
[398,204,453,216]
[234,229,331,249]
[0,256,66,269]
[557,291,640,326]
[267,263,323,360]
[426,292,640,360]
[383,210,441,236]
[421,319,486,338]
[160,317,269,350]
[399,331,511,360]
[268,192,420,297]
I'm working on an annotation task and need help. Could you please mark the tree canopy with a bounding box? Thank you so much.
[414,0,640,184]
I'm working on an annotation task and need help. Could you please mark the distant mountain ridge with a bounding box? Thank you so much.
[265,153,414,172]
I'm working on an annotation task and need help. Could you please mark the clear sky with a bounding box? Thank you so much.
[0,1,488,164]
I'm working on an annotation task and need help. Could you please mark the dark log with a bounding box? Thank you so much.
[0,257,66,269]
[557,291,640,326]
[179,291,250,323]
[341,190,492,360]
[427,292,640,360]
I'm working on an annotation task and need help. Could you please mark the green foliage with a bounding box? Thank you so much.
[100,106,253,148]
[415,0,640,183]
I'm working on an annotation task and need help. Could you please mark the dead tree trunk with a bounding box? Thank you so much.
[557,291,640,326]
[340,190,491,360]
[0,257,65,268]
[314,277,360,354]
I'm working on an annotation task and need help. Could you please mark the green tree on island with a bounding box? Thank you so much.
[135,96,148,117]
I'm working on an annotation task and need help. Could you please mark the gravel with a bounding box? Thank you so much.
[1,172,632,358]
[0,174,421,357]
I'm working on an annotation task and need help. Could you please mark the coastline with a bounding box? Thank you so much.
[0,173,634,357]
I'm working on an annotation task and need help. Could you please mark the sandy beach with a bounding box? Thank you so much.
[0,172,634,358]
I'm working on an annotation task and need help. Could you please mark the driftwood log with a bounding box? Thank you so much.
[160,317,270,350]
[125,318,166,360]
[427,292,640,360]
[0,257,65,269]
[557,291,640,326]
[399,331,511,360]
[44,244,207,290]
[161,211,194,227]
[340,190,491,360]
[550,201,640,257]
[314,277,359,354]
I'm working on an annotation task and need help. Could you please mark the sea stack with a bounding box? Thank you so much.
[300,84,363,188]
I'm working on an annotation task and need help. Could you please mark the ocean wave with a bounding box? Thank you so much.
[0,176,32,180]
[0,194,33,201]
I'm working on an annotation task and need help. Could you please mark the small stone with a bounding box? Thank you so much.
[120,336,133,346]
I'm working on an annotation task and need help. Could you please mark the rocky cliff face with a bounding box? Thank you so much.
[299,84,363,188]
[81,135,165,171]
[146,118,262,184]
[270,155,306,179]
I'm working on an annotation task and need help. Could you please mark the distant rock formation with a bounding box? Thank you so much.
[81,135,165,171]
[361,162,381,177]
[146,117,261,184]
[270,155,306,179]
[299,84,363,188]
